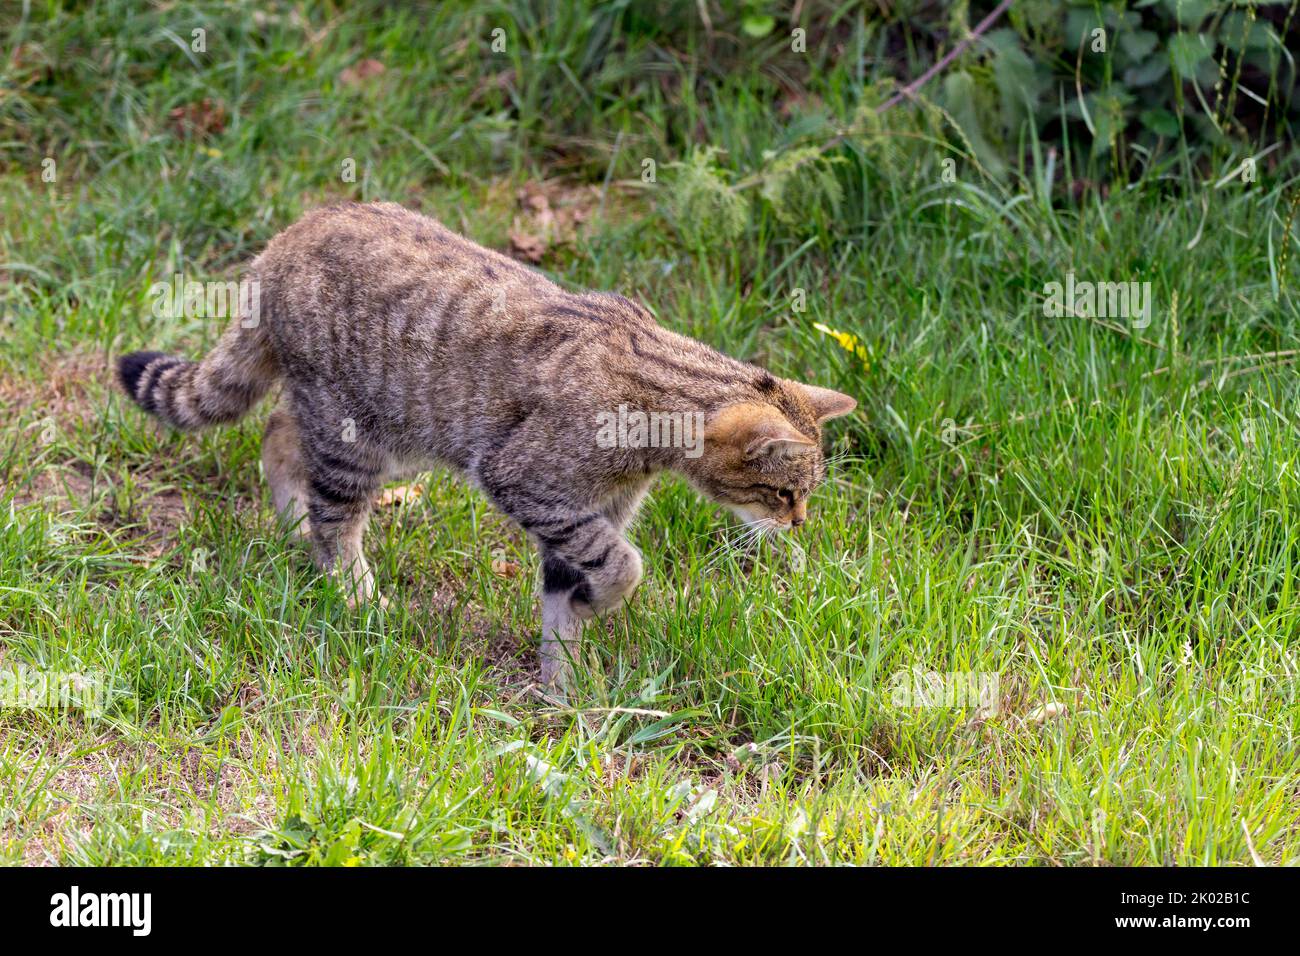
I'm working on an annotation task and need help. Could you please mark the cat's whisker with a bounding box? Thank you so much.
[699,520,779,571]
[701,534,749,569]
[685,526,729,544]
[824,451,863,470]
[699,524,764,571]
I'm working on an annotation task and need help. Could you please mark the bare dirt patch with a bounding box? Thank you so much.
[0,348,104,426]
[0,350,196,553]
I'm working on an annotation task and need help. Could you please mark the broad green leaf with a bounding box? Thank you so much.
[1065,9,1104,49]
[986,28,1046,133]
[1161,0,1215,27]
[1118,29,1159,61]
[1140,107,1180,137]
[940,71,1007,178]
[1169,33,1213,75]
[1125,57,1169,87]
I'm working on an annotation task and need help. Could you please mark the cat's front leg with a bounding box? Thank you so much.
[478,461,644,685]
[539,583,584,689]
[535,527,643,688]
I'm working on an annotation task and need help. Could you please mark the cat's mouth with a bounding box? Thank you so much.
[729,505,794,533]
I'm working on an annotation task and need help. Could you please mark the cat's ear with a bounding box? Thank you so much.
[709,404,816,459]
[744,420,816,460]
[797,383,857,422]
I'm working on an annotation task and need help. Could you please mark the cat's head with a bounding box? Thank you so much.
[689,380,856,531]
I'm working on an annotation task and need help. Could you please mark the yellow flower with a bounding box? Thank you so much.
[813,322,870,367]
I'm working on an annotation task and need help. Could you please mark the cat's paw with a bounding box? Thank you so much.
[539,654,573,693]
[586,542,642,614]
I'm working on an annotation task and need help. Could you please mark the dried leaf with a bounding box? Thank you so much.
[508,230,548,263]
[376,482,424,507]
[491,559,522,578]
[168,98,227,138]
[1027,701,1066,724]
[339,58,386,86]
[519,182,552,217]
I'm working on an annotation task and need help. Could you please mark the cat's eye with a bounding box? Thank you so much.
[777,489,795,506]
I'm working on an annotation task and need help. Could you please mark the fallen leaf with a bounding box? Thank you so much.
[168,98,227,138]
[519,182,552,217]
[1027,701,1066,724]
[491,559,522,578]
[508,230,548,263]
[376,482,424,507]
[523,753,568,798]
[339,58,386,86]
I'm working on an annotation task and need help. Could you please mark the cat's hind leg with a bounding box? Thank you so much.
[261,398,311,541]
[297,409,386,608]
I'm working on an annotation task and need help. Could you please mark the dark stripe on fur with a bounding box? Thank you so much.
[117,350,169,401]
[542,554,592,604]
[628,334,749,386]
[580,544,613,571]
[309,475,361,506]
[548,305,607,323]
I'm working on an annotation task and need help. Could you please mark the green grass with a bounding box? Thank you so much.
[1,1,1298,865]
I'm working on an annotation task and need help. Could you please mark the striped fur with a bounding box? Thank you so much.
[118,314,276,431]
[117,201,856,686]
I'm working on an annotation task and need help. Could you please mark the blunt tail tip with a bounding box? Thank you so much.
[117,350,168,401]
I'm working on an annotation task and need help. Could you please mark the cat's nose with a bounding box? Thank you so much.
[791,515,805,528]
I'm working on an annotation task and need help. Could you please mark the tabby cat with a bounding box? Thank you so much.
[117,202,856,686]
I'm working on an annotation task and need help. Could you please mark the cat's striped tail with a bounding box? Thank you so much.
[117,317,279,431]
